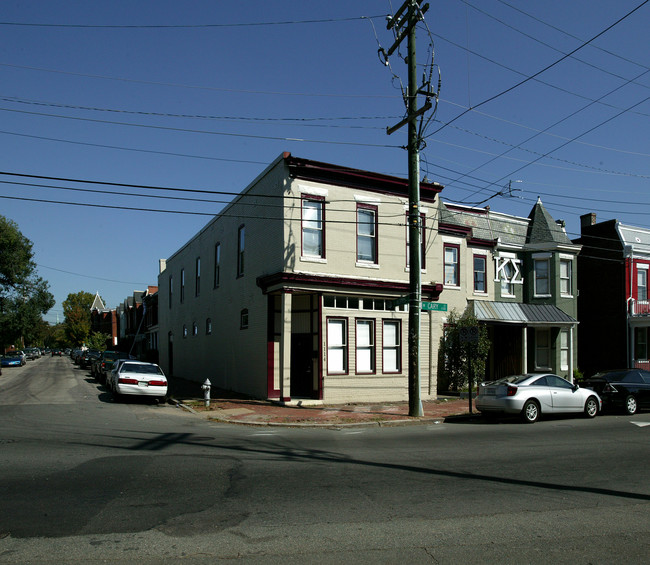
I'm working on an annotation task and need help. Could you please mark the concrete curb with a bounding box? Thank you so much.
[168,396,476,428]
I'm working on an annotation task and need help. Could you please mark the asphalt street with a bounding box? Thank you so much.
[0,356,649,564]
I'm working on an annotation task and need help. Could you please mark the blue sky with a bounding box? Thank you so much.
[1,1,648,324]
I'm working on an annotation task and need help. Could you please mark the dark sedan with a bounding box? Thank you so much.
[582,369,650,415]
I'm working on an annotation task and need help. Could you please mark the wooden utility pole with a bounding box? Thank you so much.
[387,1,429,417]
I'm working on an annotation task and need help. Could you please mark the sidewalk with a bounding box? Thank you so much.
[166,378,477,427]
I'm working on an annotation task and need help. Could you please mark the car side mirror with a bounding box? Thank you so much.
[572,383,579,391]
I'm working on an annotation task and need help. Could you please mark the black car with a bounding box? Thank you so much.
[583,369,650,415]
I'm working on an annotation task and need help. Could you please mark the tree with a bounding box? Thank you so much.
[86,331,110,351]
[62,291,95,346]
[0,215,55,349]
[438,309,491,393]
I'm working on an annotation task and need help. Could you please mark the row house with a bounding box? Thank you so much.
[90,287,158,356]
[440,199,581,382]
[574,213,650,376]
[89,293,118,348]
[157,153,581,403]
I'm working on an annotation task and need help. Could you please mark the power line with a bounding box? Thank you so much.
[429,0,650,136]
[0,15,387,29]
[0,106,399,149]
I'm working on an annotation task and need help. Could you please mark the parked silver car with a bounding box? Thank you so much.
[110,360,168,402]
[476,373,601,423]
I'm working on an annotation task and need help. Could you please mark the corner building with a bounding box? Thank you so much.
[158,154,580,403]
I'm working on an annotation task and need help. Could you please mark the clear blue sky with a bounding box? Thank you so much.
[1,1,648,324]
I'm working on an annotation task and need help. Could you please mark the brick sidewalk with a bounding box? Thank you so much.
[167,378,475,427]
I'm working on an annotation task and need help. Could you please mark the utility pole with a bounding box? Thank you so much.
[386,1,430,417]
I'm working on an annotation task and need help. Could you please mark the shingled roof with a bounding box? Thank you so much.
[526,197,571,245]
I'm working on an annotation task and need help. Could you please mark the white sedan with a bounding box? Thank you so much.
[476,373,601,423]
[110,360,168,401]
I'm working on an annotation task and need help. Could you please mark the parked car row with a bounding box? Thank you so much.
[72,348,168,403]
[476,368,650,423]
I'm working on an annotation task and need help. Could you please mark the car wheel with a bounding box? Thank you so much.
[521,400,540,423]
[624,395,637,415]
[584,396,599,418]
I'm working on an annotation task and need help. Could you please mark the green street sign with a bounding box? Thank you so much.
[421,301,448,312]
[391,296,410,308]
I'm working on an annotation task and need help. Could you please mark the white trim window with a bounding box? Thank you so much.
[382,320,401,373]
[357,205,378,264]
[444,243,459,286]
[473,254,487,293]
[560,258,572,297]
[637,267,648,302]
[327,318,348,374]
[302,196,325,258]
[355,319,375,374]
[534,257,550,296]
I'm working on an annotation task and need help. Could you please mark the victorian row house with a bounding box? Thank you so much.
[155,153,580,403]
[574,213,650,377]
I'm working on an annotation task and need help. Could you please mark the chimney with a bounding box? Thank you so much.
[159,259,167,274]
[580,213,596,230]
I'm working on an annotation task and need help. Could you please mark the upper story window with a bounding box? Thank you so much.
[357,205,378,264]
[240,308,249,329]
[444,243,459,286]
[195,257,201,297]
[180,268,185,303]
[302,196,325,258]
[406,213,426,270]
[192,321,198,336]
[473,254,487,293]
[168,275,173,309]
[237,225,245,277]
[560,258,573,297]
[214,243,221,288]
[638,268,648,301]
[534,257,550,296]
[206,318,212,335]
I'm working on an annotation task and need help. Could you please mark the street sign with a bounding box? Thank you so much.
[421,301,448,312]
[391,296,410,308]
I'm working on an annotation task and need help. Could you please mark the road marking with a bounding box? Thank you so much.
[631,421,650,427]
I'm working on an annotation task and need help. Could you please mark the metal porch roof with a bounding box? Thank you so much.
[471,301,577,326]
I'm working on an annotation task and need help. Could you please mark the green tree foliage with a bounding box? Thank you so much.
[86,331,110,351]
[0,215,55,349]
[438,309,491,392]
[62,291,95,347]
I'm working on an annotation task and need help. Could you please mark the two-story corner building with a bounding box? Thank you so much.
[439,198,581,382]
[574,213,650,377]
[158,153,452,404]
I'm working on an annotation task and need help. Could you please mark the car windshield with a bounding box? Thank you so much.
[120,363,163,375]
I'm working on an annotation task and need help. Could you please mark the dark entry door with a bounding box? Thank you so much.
[291,334,315,398]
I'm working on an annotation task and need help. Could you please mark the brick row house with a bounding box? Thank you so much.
[156,153,580,403]
[90,287,158,356]
[574,214,650,376]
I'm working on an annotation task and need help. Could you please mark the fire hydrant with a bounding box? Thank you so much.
[201,378,211,408]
